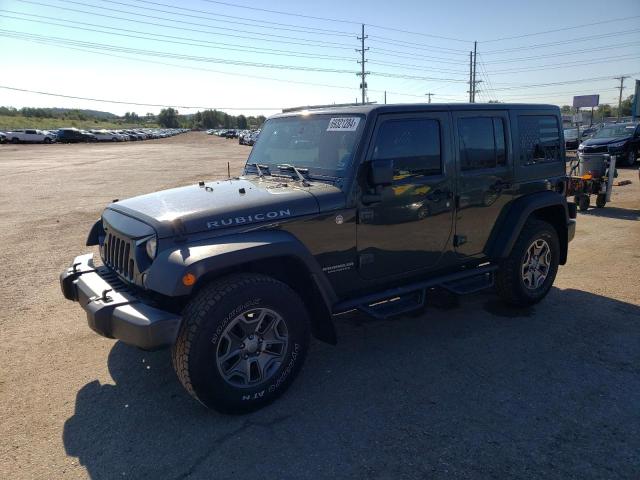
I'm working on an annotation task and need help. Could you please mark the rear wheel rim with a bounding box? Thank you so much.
[521,239,551,290]
[216,307,289,388]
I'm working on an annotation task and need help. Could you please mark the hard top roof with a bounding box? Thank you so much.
[271,103,559,119]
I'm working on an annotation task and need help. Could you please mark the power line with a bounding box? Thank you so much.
[486,73,640,91]
[482,28,640,54]
[199,0,471,42]
[483,14,640,42]
[1,11,355,61]
[483,41,640,64]
[15,0,356,50]
[485,54,640,75]
[0,85,283,110]
[0,30,356,73]
[113,0,356,35]
[0,29,470,83]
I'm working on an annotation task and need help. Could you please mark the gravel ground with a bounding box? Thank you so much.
[1,133,638,479]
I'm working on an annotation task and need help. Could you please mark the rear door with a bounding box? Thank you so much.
[453,111,513,256]
[357,112,455,279]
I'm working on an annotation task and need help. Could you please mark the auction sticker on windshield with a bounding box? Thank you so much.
[327,117,360,131]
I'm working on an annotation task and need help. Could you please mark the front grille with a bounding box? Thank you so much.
[583,145,608,153]
[102,231,135,280]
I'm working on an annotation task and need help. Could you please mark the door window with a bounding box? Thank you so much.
[372,118,442,180]
[458,117,507,171]
[517,115,561,165]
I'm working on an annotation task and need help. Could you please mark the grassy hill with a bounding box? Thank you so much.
[0,115,157,130]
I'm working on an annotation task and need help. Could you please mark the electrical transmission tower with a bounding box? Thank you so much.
[425,92,435,103]
[356,24,369,104]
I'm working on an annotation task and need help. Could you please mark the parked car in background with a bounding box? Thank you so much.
[90,129,124,142]
[578,122,640,166]
[56,128,98,143]
[0,132,6,144]
[564,128,579,150]
[4,129,56,143]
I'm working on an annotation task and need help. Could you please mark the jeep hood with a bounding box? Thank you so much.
[106,177,340,238]
[582,136,631,146]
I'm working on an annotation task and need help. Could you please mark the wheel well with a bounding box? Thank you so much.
[191,256,337,344]
[530,205,568,264]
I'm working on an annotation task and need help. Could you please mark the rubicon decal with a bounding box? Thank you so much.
[207,209,292,229]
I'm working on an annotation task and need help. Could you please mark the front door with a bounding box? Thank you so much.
[452,111,513,256]
[357,112,455,279]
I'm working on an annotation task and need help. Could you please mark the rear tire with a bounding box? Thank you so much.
[172,273,310,413]
[11,138,19,144]
[596,193,607,208]
[495,219,560,307]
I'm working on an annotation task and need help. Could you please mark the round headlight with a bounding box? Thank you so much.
[145,237,157,259]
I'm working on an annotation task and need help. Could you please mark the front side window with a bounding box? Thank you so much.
[518,115,561,165]
[247,114,365,176]
[372,118,442,180]
[458,117,507,171]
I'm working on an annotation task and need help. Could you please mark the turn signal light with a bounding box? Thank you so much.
[581,174,593,180]
[182,273,196,286]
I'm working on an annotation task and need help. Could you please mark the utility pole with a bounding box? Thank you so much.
[468,51,473,102]
[614,75,629,121]
[472,41,477,103]
[356,24,369,105]
[425,92,434,103]
[384,90,387,104]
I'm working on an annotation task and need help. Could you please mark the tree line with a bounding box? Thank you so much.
[157,108,266,129]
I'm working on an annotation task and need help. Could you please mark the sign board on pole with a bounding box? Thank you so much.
[572,113,583,124]
[573,95,599,108]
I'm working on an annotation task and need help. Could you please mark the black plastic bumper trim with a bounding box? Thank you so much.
[60,254,181,350]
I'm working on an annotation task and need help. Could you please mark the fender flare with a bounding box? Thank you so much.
[145,230,339,343]
[485,191,570,263]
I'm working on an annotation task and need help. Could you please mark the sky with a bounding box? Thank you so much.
[0,0,639,116]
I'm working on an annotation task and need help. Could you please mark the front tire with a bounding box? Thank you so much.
[495,219,560,307]
[576,194,590,212]
[621,150,637,167]
[172,273,310,413]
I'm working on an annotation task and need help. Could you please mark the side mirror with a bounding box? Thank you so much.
[369,159,394,186]
[362,159,394,205]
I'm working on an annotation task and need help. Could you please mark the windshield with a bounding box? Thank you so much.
[564,129,578,139]
[246,114,366,177]
[593,124,636,139]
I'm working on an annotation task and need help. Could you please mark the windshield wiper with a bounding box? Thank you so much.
[277,164,310,186]
[248,163,271,178]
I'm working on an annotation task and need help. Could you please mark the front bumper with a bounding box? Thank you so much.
[60,253,181,350]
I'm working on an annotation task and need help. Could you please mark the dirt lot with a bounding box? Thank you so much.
[1,132,639,479]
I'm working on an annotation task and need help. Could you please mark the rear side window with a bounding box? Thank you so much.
[458,117,507,171]
[372,118,442,178]
[518,115,561,165]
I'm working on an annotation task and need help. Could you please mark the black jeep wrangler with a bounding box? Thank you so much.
[60,104,576,413]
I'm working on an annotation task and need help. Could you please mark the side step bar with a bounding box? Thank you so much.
[333,265,498,320]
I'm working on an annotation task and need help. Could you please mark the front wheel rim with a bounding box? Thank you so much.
[521,239,551,290]
[216,308,289,388]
